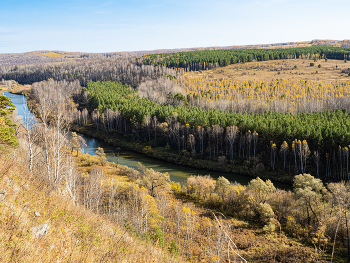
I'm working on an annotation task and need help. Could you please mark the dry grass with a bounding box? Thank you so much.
[75,152,133,189]
[0,84,9,91]
[0,84,31,93]
[191,59,350,82]
[0,150,181,263]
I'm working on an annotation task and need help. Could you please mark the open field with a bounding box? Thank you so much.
[39,51,80,58]
[190,59,350,82]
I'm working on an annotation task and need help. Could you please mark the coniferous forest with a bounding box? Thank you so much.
[142,46,350,70]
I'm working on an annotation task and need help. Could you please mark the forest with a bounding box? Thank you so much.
[0,57,176,86]
[4,44,350,262]
[64,80,350,181]
[2,46,350,182]
[141,46,350,70]
[2,83,350,262]
[178,77,350,113]
[0,81,350,262]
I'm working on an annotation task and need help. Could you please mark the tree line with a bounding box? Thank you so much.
[0,57,176,87]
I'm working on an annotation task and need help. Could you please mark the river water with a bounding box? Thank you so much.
[3,91,290,189]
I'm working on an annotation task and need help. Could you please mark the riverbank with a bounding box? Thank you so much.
[0,82,31,94]
[72,124,294,185]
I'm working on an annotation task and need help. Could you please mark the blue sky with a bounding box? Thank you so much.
[1,0,349,53]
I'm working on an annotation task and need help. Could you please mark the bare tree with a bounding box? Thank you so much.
[197,126,205,155]
[226,125,238,164]
[22,98,39,172]
[280,141,289,170]
[313,150,320,178]
[188,134,196,157]
[144,115,151,142]
[270,142,277,170]
[152,115,158,145]
[83,166,104,213]
[64,155,81,204]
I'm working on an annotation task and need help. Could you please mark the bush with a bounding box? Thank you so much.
[168,239,179,255]
[285,216,302,237]
[310,63,315,67]
[142,145,153,155]
[263,219,277,233]
[170,181,181,192]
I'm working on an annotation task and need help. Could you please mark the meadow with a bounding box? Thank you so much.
[191,58,350,82]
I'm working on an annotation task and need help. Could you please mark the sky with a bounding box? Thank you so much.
[1,0,350,53]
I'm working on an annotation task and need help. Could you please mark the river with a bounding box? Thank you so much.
[3,91,290,189]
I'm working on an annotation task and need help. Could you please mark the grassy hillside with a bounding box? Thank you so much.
[0,147,181,262]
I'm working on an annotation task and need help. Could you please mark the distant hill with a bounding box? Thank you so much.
[1,39,350,66]
[133,39,350,55]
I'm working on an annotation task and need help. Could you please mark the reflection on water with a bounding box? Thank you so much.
[3,91,27,122]
[82,133,254,185]
[4,91,291,189]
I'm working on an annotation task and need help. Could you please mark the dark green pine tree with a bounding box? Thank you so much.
[0,93,17,148]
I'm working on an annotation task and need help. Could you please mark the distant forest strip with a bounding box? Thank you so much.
[0,58,176,86]
[75,81,350,179]
[141,46,350,70]
[3,46,350,88]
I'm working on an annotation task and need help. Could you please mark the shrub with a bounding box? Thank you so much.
[285,216,302,237]
[142,145,153,155]
[168,239,179,255]
[170,181,181,192]
[263,219,276,233]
